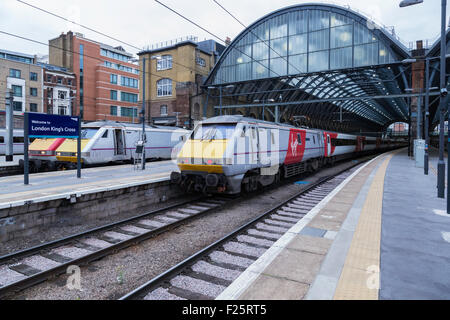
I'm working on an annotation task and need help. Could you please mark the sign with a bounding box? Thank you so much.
[28,113,79,138]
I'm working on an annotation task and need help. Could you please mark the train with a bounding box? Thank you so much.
[25,122,190,171]
[170,115,406,194]
[0,128,26,155]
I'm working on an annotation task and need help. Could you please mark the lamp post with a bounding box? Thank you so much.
[400,0,447,207]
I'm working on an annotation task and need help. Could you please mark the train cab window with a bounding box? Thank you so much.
[313,136,316,144]
[192,124,236,140]
[297,133,302,145]
[81,129,99,139]
[0,136,4,143]
[327,136,330,144]
[102,130,108,138]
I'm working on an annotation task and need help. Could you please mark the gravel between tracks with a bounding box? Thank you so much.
[8,157,370,300]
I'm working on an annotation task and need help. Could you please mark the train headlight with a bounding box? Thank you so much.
[41,151,46,155]
[57,152,61,156]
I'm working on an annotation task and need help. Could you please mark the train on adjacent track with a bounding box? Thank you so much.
[0,128,26,155]
[24,121,190,171]
[171,115,406,195]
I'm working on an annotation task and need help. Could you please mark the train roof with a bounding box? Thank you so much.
[201,115,290,127]
[82,121,189,131]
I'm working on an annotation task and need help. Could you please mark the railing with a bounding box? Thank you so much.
[143,36,198,51]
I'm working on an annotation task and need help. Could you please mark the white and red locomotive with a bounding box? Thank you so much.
[171,115,401,194]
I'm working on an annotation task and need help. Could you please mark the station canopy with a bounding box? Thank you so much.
[204,4,413,134]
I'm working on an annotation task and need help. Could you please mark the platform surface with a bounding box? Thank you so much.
[0,160,177,208]
[218,148,450,300]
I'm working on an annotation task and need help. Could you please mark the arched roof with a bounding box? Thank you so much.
[204,3,412,133]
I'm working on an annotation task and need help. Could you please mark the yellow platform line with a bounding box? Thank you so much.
[333,153,395,300]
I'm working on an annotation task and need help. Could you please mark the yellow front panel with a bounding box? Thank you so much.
[178,164,223,174]
[56,156,84,163]
[56,139,89,153]
[178,139,228,159]
[29,139,57,151]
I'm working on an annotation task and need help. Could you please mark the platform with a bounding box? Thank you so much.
[217,148,450,300]
[0,160,176,209]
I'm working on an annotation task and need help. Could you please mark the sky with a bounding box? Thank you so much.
[0,0,448,57]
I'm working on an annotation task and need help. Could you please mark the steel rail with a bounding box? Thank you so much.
[119,157,368,300]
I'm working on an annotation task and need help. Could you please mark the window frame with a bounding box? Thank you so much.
[156,78,173,97]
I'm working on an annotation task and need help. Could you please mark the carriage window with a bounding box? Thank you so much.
[271,131,275,144]
[0,136,4,143]
[327,136,330,144]
[297,133,302,145]
[13,137,24,143]
[313,136,316,144]
[102,130,108,138]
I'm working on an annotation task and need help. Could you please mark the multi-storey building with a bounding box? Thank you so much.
[0,49,43,115]
[49,31,140,123]
[39,63,77,115]
[138,36,225,127]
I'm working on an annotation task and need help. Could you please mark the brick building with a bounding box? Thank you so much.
[138,37,225,127]
[49,31,140,123]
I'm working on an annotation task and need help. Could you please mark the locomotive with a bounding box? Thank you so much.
[170,115,403,194]
[26,121,190,171]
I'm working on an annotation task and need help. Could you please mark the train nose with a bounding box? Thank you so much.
[205,174,219,187]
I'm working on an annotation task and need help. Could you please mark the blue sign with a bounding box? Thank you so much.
[28,113,79,138]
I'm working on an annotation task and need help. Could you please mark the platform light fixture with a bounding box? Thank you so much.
[399,0,424,7]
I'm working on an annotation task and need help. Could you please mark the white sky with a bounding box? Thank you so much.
[0,0,448,57]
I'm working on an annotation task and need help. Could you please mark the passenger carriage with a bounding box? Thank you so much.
[171,116,400,195]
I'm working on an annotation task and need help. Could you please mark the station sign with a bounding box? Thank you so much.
[28,113,80,138]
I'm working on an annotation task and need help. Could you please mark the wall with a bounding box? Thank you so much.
[0,180,184,242]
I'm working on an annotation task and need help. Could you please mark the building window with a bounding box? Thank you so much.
[157,55,173,71]
[30,88,37,97]
[47,74,53,82]
[13,101,22,112]
[57,77,63,84]
[160,105,168,116]
[121,92,138,103]
[58,105,67,115]
[157,78,172,97]
[121,76,138,88]
[110,90,118,101]
[196,57,206,67]
[110,105,118,116]
[58,90,67,101]
[9,69,21,78]
[110,74,118,84]
[121,107,138,118]
[30,72,38,81]
[30,103,38,112]
[12,85,22,97]
[67,79,72,86]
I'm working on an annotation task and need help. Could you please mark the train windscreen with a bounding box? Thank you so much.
[192,124,236,141]
[80,128,99,139]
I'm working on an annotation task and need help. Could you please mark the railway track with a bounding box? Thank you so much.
[119,162,362,300]
[0,154,373,299]
[0,196,232,299]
